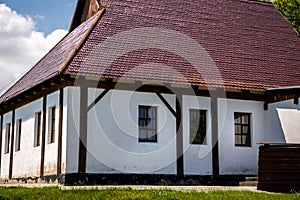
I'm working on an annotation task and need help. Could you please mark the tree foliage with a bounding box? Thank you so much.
[273,0,300,34]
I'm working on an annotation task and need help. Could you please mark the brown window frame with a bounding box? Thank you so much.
[48,106,56,144]
[4,123,11,154]
[34,112,42,147]
[189,109,207,145]
[234,112,251,147]
[15,119,22,152]
[138,105,157,143]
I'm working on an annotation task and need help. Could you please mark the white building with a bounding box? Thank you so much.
[0,0,299,185]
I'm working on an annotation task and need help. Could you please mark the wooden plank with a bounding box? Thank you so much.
[57,88,64,175]
[176,94,183,177]
[40,96,47,177]
[156,93,176,117]
[258,145,300,192]
[78,87,88,173]
[211,97,219,177]
[8,110,15,179]
[87,89,110,111]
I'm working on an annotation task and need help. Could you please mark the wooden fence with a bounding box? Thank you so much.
[258,143,300,192]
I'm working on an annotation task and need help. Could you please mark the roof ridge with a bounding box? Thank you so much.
[59,8,106,74]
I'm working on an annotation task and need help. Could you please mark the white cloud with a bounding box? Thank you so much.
[0,4,68,94]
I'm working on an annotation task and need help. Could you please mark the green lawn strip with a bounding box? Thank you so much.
[0,187,299,200]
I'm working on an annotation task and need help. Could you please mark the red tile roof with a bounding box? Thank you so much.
[1,0,300,104]
[66,0,300,91]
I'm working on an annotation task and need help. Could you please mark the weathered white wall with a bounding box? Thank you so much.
[1,111,12,178]
[183,96,212,175]
[65,87,80,174]
[218,99,265,175]
[61,87,69,174]
[12,99,43,178]
[2,85,298,178]
[86,89,177,174]
[0,88,68,178]
[43,91,60,176]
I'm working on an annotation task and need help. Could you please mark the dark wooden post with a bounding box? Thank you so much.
[211,97,219,178]
[176,94,184,177]
[9,110,15,179]
[57,88,64,175]
[40,95,47,177]
[78,86,88,173]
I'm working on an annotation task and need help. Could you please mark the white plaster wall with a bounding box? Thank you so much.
[12,99,43,178]
[61,87,69,174]
[43,91,60,176]
[183,96,212,175]
[266,99,299,143]
[218,99,265,175]
[86,89,177,174]
[65,87,80,174]
[1,112,12,178]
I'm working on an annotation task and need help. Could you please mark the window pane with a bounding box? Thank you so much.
[140,130,147,140]
[15,119,22,151]
[190,109,206,144]
[235,125,241,134]
[139,106,157,143]
[242,114,249,124]
[242,135,248,145]
[5,123,11,154]
[139,108,145,118]
[234,114,241,124]
[234,112,251,147]
[235,135,241,145]
[242,126,248,134]
[147,119,154,129]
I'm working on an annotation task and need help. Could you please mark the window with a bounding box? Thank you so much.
[138,106,157,143]
[4,123,10,154]
[48,106,56,144]
[234,112,251,147]
[15,119,22,151]
[34,112,42,147]
[190,109,207,144]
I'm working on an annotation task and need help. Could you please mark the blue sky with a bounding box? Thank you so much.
[0,0,77,34]
[0,1,78,92]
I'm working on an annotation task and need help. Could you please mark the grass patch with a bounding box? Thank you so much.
[0,187,299,200]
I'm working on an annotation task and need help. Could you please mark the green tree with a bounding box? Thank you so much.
[273,0,300,34]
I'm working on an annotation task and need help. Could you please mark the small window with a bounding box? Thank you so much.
[190,109,207,144]
[48,106,56,144]
[15,119,22,152]
[234,112,251,147]
[138,106,157,143]
[34,112,42,147]
[4,123,11,154]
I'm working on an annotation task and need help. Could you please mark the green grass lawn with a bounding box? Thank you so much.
[0,187,299,200]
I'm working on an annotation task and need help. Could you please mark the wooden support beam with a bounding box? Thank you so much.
[40,96,47,177]
[264,103,268,111]
[57,88,64,175]
[176,94,184,177]
[78,87,88,173]
[9,110,15,179]
[156,93,176,117]
[211,97,219,178]
[87,89,110,111]
[294,97,299,105]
